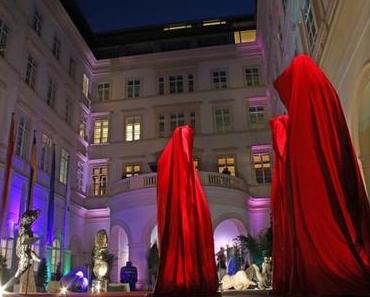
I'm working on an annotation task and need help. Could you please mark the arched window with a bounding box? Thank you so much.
[51,238,61,273]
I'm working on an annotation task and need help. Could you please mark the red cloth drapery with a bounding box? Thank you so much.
[154,125,218,297]
[270,55,370,296]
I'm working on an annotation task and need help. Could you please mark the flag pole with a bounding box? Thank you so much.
[46,142,56,246]
[26,130,37,211]
[0,112,16,239]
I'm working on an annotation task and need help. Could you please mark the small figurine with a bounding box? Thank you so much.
[246,256,272,289]
[91,229,110,293]
[14,209,40,278]
[120,261,138,291]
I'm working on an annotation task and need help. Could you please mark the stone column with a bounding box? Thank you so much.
[247,197,271,236]
[128,241,150,290]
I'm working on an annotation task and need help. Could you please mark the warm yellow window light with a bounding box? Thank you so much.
[202,20,226,26]
[234,30,256,44]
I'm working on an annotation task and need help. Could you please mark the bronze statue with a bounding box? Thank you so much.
[14,209,40,278]
[91,229,110,292]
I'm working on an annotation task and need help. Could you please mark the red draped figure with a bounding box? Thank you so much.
[270,55,370,296]
[154,125,218,297]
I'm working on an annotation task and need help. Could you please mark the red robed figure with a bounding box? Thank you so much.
[154,125,218,297]
[270,55,370,296]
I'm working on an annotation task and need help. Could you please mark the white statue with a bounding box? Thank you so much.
[221,271,256,291]
[246,257,272,289]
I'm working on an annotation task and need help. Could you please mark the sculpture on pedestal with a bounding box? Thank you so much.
[91,229,110,293]
[0,210,40,293]
[14,209,40,278]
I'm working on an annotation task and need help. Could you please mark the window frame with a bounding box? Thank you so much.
[211,70,228,89]
[252,150,272,184]
[214,107,232,133]
[93,118,109,144]
[92,166,108,196]
[245,67,260,87]
[217,155,236,176]
[126,78,141,98]
[125,115,142,142]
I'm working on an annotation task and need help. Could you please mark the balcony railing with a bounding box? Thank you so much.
[111,171,247,195]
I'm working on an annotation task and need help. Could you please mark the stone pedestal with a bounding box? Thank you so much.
[91,279,108,293]
[47,281,61,294]
[19,266,36,293]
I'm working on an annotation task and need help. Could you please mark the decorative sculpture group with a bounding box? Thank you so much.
[219,252,272,291]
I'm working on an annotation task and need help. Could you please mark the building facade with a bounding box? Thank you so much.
[261,0,370,194]
[0,0,272,288]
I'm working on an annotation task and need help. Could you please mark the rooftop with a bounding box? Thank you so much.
[60,0,256,59]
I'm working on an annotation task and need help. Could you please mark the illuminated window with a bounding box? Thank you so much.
[127,79,141,98]
[212,71,227,89]
[97,83,110,101]
[59,149,69,184]
[245,68,260,86]
[123,164,141,178]
[0,19,9,58]
[170,112,185,131]
[125,116,141,141]
[169,75,183,94]
[82,73,89,98]
[215,108,232,132]
[253,152,272,184]
[163,24,192,31]
[92,166,107,196]
[68,57,76,79]
[40,134,51,172]
[25,55,38,89]
[64,97,73,125]
[302,0,317,54]
[218,156,236,176]
[1,238,14,269]
[32,8,42,36]
[93,119,109,144]
[46,77,57,107]
[51,239,60,273]
[15,117,30,160]
[249,105,265,124]
[234,30,256,44]
[52,35,61,60]
[202,19,226,26]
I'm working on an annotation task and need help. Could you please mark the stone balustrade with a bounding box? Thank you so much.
[111,171,247,195]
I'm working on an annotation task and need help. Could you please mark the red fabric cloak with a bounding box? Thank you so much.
[270,55,370,296]
[154,125,218,297]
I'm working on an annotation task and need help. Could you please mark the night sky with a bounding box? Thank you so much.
[75,0,256,32]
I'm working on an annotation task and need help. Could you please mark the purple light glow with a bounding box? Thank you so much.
[75,271,84,278]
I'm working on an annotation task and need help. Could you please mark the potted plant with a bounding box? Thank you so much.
[36,258,48,292]
[47,262,62,293]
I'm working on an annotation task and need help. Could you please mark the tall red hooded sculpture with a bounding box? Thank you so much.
[270,55,370,295]
[154,125,218,297]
